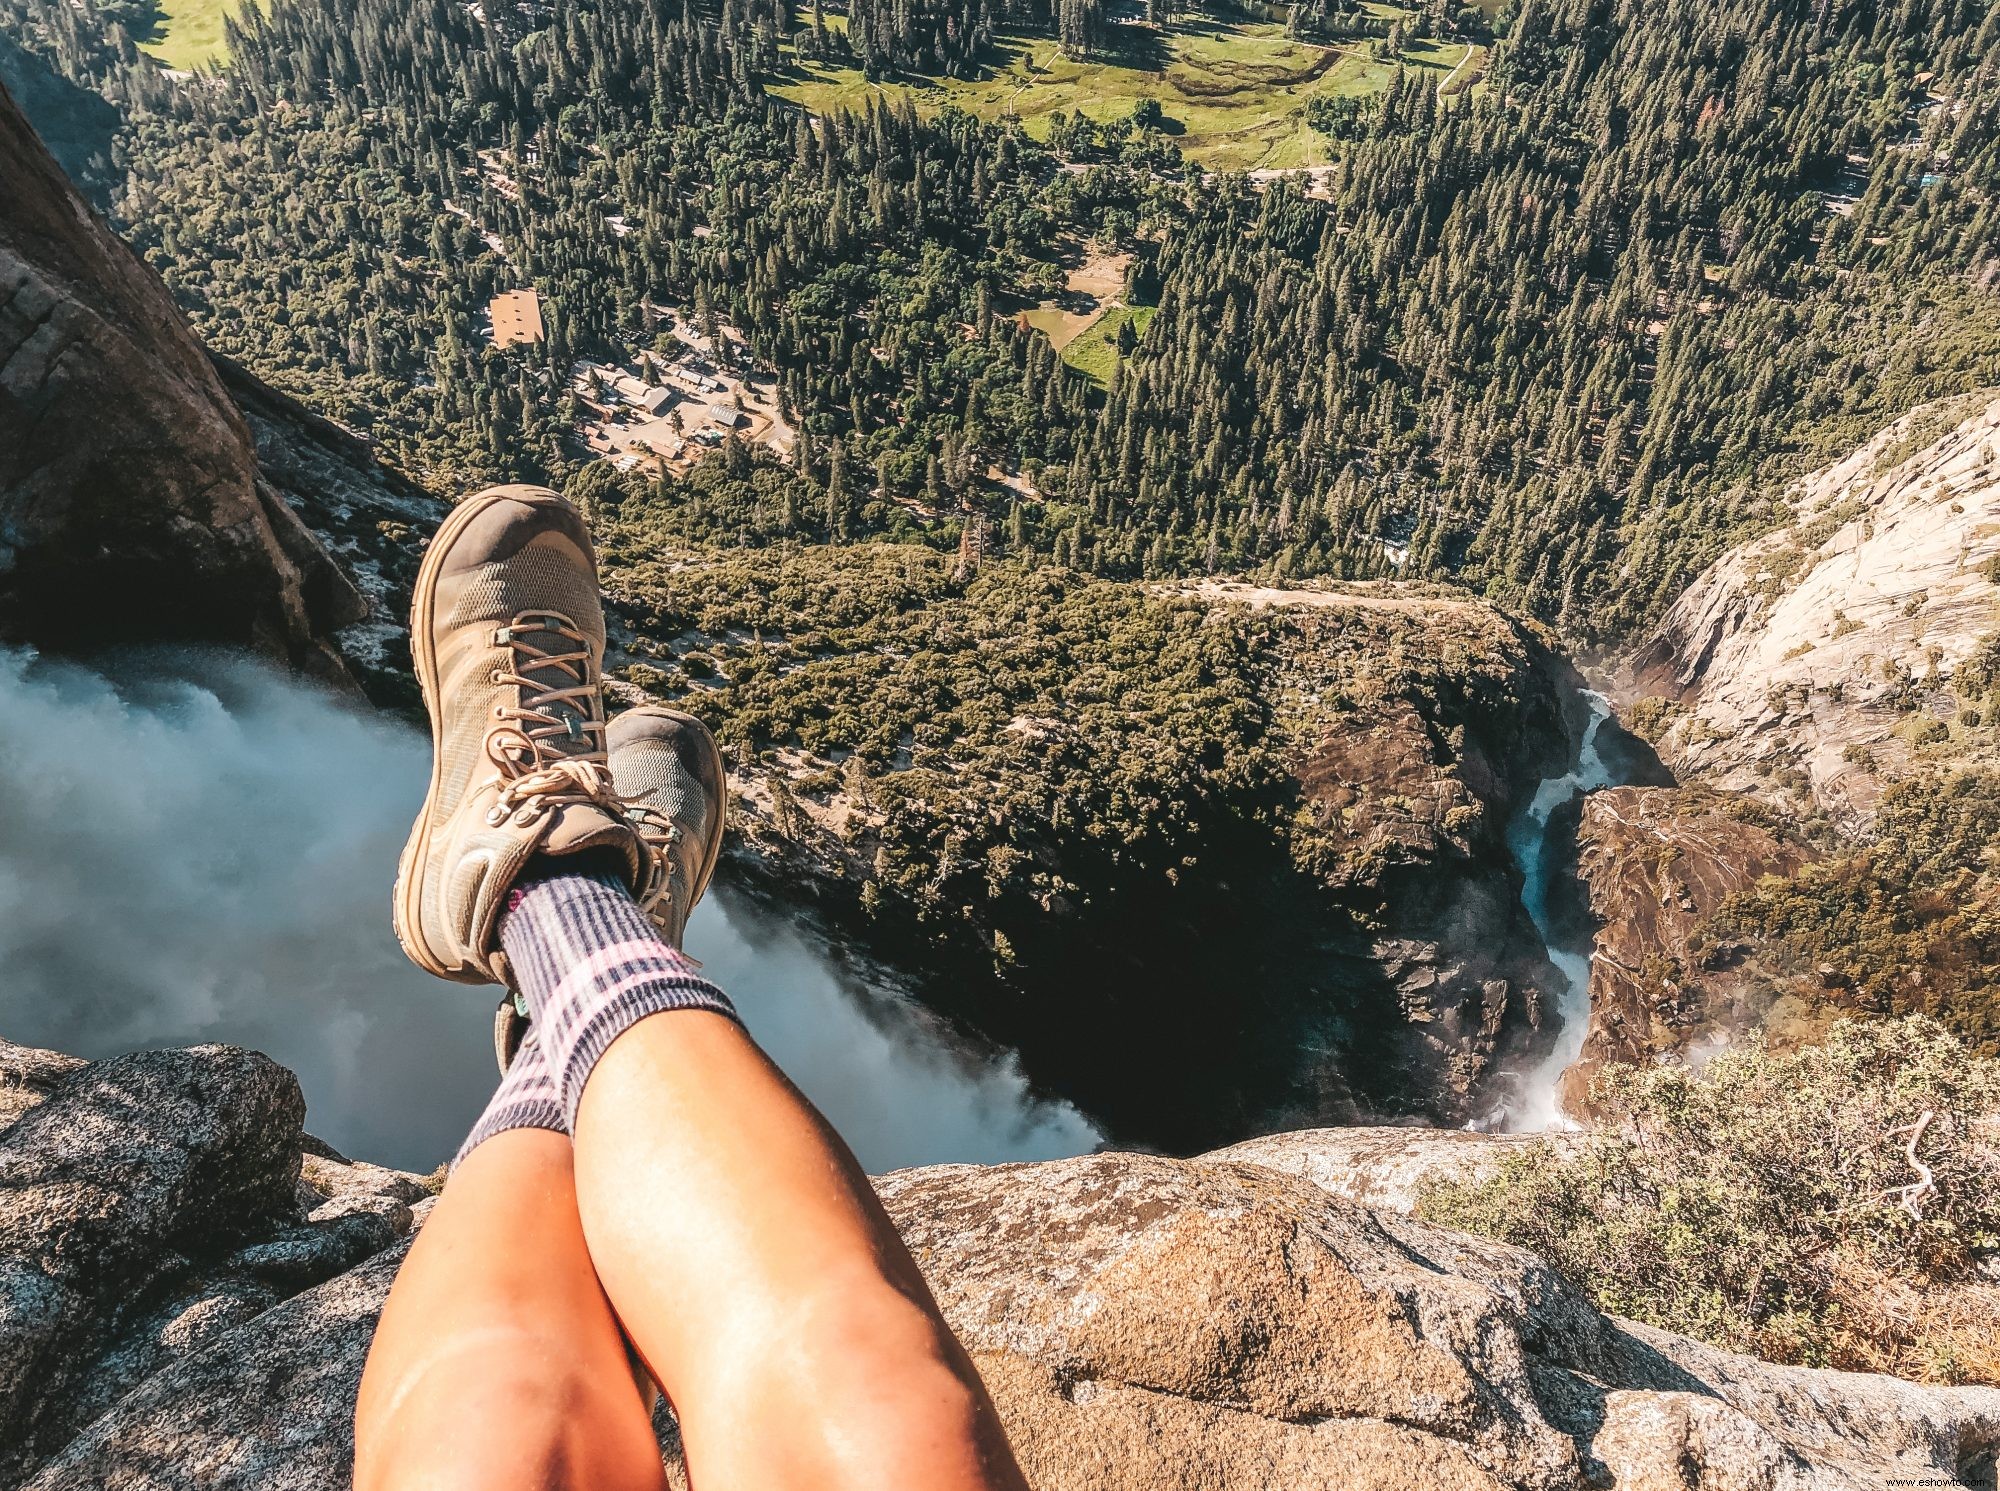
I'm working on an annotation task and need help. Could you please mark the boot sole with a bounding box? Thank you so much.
[393,484,571,984]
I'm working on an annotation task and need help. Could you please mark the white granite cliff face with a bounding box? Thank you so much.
[1634,391,2000,830]
[4,1039,1996,1491]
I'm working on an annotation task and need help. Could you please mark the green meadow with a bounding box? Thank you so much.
[1062,304,1156,385]
[137,0,261,72]
[773,15,1470,173]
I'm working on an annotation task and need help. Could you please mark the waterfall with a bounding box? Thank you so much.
[1484,690,1621,1131]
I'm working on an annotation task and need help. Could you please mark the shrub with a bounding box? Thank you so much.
[1418,1019,2000,1382]
[1710,770,2000,1051]
[1626,694,1679,742]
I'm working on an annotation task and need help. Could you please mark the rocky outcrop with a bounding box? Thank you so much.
[887,1149,2000,1491]
[0,1039,429,1487]
[1227,582,1578,1123]
[1631,391,2000,831]
[1559,786,1818,1110]
[1205,1124,1549,1211]
[0,79,367,678]
[0,1043,81,1131]
[11,1040,1994,1491]
[20,1243,413,1491]
[682,573,1579,1138]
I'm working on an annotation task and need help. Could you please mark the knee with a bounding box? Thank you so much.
[771,1273,988,1429]
[672,1274,1022,1489]
[357,1328,661,1491]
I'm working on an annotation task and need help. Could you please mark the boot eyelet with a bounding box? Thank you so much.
[490,669,506,684]
[486,806,507,826]
[512,807,538,826]
[493,704,506,717]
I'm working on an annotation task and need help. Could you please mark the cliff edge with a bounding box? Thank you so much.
[2,1038,1993,1491]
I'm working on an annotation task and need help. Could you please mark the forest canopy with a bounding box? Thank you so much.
[5,0,1997,648]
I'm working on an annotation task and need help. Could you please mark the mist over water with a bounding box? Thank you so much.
[0,647,1098,1172]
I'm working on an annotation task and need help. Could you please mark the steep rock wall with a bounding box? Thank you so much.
[0,79,365,677]
[1632,392,2000,832]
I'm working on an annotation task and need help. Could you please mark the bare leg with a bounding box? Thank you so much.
[355,1129,668,1491]
[570,1010,1028,1491]
[378,484,1022,1488]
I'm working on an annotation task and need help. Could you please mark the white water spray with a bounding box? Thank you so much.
[1488,690,1619,1131]
[0,647,1098,1171]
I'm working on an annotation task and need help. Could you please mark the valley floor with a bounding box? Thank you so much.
[136,0,260,72]
[771,15,1475,172]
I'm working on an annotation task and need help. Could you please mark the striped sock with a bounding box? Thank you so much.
[453,1026,565,1168]
[497,855,739,1127]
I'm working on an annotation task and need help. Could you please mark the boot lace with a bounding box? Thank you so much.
[481,611,622,828]
[626,803,701,963]
[626,803,680,915]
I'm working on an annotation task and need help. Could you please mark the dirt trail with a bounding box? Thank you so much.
[1435,41,1479,98]
[1167,579,1487,617]
[1003,47,1055,114]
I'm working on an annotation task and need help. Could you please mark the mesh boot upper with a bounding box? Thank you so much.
[607,709,726,949]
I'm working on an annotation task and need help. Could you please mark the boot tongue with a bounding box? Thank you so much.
[540,804,646,892]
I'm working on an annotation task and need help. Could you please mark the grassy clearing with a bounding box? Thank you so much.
[1062,304,1156,385]
[137,0,260,71]
[772,17,1468,172]
[1021,305,1071,340]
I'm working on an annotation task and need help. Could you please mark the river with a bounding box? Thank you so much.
[1487,689,1622,1131]
[0,647,1099,1173]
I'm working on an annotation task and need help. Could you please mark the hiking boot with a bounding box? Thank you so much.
[492,705,726,1071]
[393,484,649,987]
[609,706,729,949]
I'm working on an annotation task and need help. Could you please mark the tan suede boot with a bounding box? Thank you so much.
[392,484,649,986]
[490,705,727,1072]
[608,706,728,949]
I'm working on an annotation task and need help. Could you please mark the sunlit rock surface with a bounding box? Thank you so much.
[1634,391,2000,831]
[6,1046,1994,1491]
